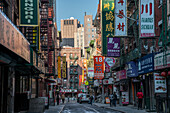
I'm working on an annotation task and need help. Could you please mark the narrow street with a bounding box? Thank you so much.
[62,103,121,113]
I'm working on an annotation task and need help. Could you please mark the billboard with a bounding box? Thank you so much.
[102,0,115,56]
[19,0,39,26]
[57,56,61,78]
[94,56,104,79]
[115,0,127,36]
[140,0,155,38]
[62,56,67,79]
[107,37,120,57]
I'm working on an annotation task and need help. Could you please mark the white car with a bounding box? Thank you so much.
[79,94,90,104]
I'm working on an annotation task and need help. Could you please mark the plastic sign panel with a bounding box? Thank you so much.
[154,73,167,93]
[107,37,120,57]
[140,0,155,38]
[94,56,104,79]
[105,57,116,67]
[115,0,127,36]
[19,0,39,26]
[102,0,115,56]
[62,56,66,79]
[88,68,94,77]
[57,56,61,78]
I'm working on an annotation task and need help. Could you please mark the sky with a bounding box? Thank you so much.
[56,0,99,31]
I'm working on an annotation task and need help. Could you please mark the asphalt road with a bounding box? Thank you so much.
[61,103,121,113]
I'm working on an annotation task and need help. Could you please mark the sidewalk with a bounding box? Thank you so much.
[94,103,157,113]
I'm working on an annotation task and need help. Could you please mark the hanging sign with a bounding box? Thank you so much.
[57,56,61,78]
[140,0,155,38]
[62,56,67,79]
[126,61,138,77]
[107,37,120,57]
[19,0,39,26]
[88,67,94,77]
[94,56,104,79]
[102,0,115,56]
[115,0,127,36]
[105,57,116,67]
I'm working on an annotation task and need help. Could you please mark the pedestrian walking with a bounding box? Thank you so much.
[109,93,114,107]
[137,89,143,110]
[61,93,65,104]
[68,96,70,102]
[56,93,60,105]
[90,95,93,105]
[113,92,117,107]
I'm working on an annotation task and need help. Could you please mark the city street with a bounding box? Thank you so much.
[61,103,121,113]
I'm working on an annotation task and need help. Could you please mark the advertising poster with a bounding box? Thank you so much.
[94,56,104,79]
[107,37,120,57]
[102,0,115,56]
[19,0,39,26]
[115,0,127,36]
[88,67,94,77]
[140,0,155,38]
[122,92,129,104]
[154,73,167,93]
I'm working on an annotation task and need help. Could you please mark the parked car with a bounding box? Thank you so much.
[79,94,90,104]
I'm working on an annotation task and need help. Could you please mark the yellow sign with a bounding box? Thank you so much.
[58,56,61,78]
[62,56,66,78]
[82,69,84,83]
[85,81,89,86]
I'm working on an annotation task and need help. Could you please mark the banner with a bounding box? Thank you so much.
[107,37,120,57]
[62,56,66,79]
[79,75,82,87]
[115,0,127,36]
[154,73,167,93]
[94,56,104,79]
[57,56,61,78]
[140,0,155,38]
[102,0,115,56]
[19,0,39,26]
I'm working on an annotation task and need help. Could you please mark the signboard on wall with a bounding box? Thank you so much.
[138,53,154,75]
[102,0,115,56]
[126,61,138,77]
[154,73,167,93]
[0,10,30,63]
[62,56,67,79]
[88,67,94,77]
[107,37,120,57]
[140,0,155,38]
[94,56,104,79]
[115,0,127,36]
[19,0,39,26]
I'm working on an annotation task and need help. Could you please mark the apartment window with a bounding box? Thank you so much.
[88,23,90,26]
[88,35,90,38]
[92,29,94,32]
[69,20,71,24]
[87,18,91,21]
[64,20,66,25]
[70,53,73,57]
[92,35,94,38]
[88,29,90,32]
[64,53,66,56]
[72,20,74,25]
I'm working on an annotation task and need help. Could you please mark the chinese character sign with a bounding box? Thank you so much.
[58,56,61,78]
[107,37,120,56]
[19,0,39,26]
[102,0,115,56]
[94,56,104,79]
[62,56,67,79]
[140,0,155,38]
[115,0,127,36]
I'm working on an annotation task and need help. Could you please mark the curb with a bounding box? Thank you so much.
[94,103,125,113]
[59,105,65,113]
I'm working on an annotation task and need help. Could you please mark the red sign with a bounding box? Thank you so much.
[79,75,82,87]
[94,56,104,79]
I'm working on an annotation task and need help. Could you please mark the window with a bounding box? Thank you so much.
[70,61,73,65]
[72,20,74,25]
[92,35,94,38]
[69,20,71,24]
[92,29,94,32]
[88,23,90,26]
[64,53,66,56]
[64,20,66,25]
[88,29,90,32]
[70,53,73,57]
[87,18,91,21]
[159,0,162,5]
[88,35,90,38]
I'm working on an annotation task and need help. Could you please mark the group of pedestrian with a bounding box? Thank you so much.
[56,93,66,105]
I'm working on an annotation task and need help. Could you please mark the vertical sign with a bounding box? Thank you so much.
[140,0,155,38]
[107,37,120,57]
[62,56,66,79]
[154,73,167,93]
[19,0,39,26]
[102,0,115,56]
[94,56,104,79]
[88,68,94,77]
[115,0,127,36]
[57,56,61,78]
[79,75,82,87]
